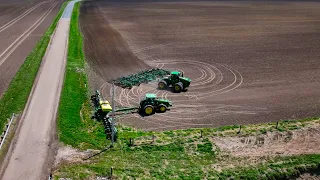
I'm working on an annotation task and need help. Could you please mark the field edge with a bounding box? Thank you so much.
[57,1,108,150]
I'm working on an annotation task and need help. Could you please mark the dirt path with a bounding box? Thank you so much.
[0,1,77,179]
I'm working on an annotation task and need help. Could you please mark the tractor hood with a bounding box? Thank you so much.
[180,77,191,82]
[157,99,172,106]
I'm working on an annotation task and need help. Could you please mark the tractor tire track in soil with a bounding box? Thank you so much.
[0,0,62,96]
[81,0,320,131]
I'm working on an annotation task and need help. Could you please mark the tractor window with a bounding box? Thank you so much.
[172,74,177,79]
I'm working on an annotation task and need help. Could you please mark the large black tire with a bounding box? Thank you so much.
[158,80,167,90]
[158,104,167,113]
[143,105,155,115]
[174,82,183,93]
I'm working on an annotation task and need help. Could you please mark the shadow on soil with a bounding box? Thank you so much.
[289,165,320,180]
[156,86,188,93]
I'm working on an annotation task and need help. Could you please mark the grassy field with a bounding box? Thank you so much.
[56,154,320,179]
[55,2,320,179]
[55,123,320,179]
[57,2,107,150]
[55,111,320,179]
[0,2,68,132]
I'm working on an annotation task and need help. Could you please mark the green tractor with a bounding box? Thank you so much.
[139,93,172,116]
[158,71,191,93]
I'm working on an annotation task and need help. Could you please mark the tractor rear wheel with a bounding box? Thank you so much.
[144,105,155,115]
[159,104,167,113]
[158,81,167,89]
[174,82,183,93]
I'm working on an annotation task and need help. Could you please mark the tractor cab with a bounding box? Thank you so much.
[145,93,157,100]
[99,100,112,112]
[141,93,157,105]
[170,71,183,82]
[171,71,183,77]
[169,71,179,83]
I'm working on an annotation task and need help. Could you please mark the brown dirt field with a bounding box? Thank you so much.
[80,0,320,131]
[0,0,62,97]
[213,125,320,157]
[80,2,150,85]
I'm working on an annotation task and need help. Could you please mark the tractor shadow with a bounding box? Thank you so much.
[137,109,171,117]
[156,86,188,93]
[138,110,147,117]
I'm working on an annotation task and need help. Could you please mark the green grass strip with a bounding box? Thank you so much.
[57,2,107,149]
[0,2,68,131]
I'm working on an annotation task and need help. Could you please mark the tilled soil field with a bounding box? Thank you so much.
[80,0,320,130]
[80,2,150,84]
[0,0,62,96]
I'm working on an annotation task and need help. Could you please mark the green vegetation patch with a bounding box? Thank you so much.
[54,117,320,179]
[197,138,214,154]
[0,2,68,131]
[57,2,107,149]
[54,126,320,179]
[55,134,218,179]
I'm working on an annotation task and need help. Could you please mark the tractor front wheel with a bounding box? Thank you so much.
[158,81,167,90]
[159,104,167,113]
[144,105,155,115]
[174,82,183,93]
